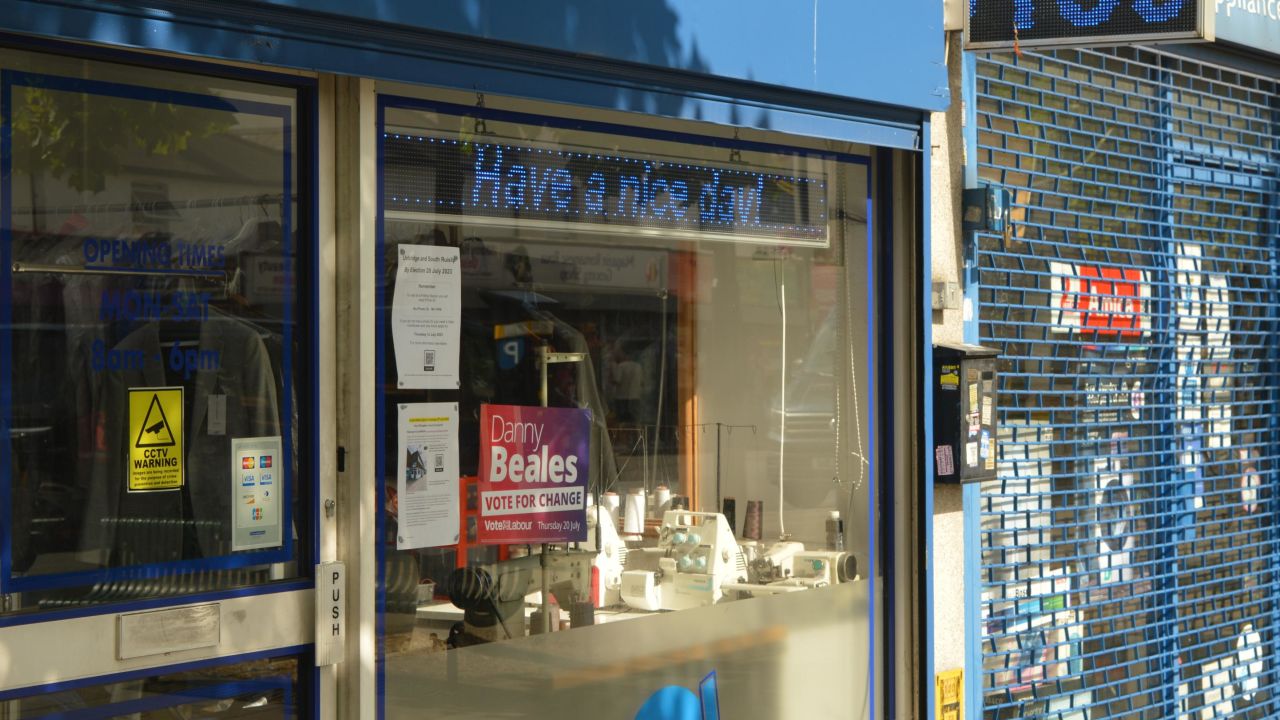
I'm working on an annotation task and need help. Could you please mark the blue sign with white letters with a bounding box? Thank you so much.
[496,338,525,370]
[1216,0,1280,56]
[968,0,1204,48]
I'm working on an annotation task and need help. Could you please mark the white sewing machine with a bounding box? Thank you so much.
[621,510,746,611]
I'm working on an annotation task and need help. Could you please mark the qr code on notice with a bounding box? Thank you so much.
[423,350,435,372]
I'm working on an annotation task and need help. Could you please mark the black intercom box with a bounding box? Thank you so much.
[933,343,999,483]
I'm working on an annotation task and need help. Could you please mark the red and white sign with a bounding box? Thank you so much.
[1049,262,1150,338]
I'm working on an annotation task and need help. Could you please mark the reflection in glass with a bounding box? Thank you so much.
[2,54,302,613]
[379,104,876,718]
[6,654,299,718]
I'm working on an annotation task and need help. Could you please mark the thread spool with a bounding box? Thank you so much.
[602,492,621,530]
[743,500,764,541]
[570,601,595,629]
[722,497,737,535]
[654,486,672,518]
[826,510,845,551]
[530,609,549,635]
[601,492,620,513]
[623,490,646,536]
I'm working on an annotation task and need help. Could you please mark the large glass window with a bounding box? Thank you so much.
[0,50,307,612]
[378,98,877,718]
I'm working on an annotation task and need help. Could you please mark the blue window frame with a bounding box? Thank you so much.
[0,56,314,607]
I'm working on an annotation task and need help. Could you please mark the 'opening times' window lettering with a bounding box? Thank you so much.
[382,133,828,243]
[72,236,228,377]
[78,236,225,324]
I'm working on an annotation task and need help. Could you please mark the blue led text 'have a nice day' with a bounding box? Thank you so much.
[383,135,825,238]
[469,144,766,227]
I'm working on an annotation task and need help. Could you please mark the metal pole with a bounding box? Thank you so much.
[715,422,723,509]
[532,345,586,635]
[537,344,552,634]
[539,545,551,634]
[537,345,549,409]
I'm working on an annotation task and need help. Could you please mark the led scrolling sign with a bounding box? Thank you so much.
[382,132,829,246]
[967,0,1211,49]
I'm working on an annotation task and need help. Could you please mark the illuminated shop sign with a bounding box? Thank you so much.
[382,133,828,246]
[967,0,1212,49]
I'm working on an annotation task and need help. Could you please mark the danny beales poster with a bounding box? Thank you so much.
[478,404,590,544]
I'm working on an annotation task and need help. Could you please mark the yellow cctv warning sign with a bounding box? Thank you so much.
[128,387,183,492]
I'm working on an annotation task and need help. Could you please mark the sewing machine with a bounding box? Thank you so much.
[621,510,746,611]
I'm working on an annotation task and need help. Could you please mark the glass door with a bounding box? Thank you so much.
[0,47,315,717]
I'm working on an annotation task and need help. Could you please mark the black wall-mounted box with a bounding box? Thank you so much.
[933,343,999,484]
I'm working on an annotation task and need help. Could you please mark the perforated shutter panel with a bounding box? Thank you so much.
[975,47,1280,719]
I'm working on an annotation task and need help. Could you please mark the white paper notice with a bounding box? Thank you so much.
[392,245,461,389]
[397,403,460,549]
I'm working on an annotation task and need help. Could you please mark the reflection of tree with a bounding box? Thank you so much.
[11,86,233,193]
[476,1,709,117]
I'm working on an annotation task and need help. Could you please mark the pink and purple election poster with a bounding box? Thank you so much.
[478,404,591,544]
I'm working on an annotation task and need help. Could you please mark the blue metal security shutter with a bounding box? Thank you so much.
[974,47,1280,719]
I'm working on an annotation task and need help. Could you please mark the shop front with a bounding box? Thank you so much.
[965,3,1280,717]
[0,4,945,718]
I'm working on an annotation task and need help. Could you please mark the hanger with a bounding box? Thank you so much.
[225,196,283,255]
